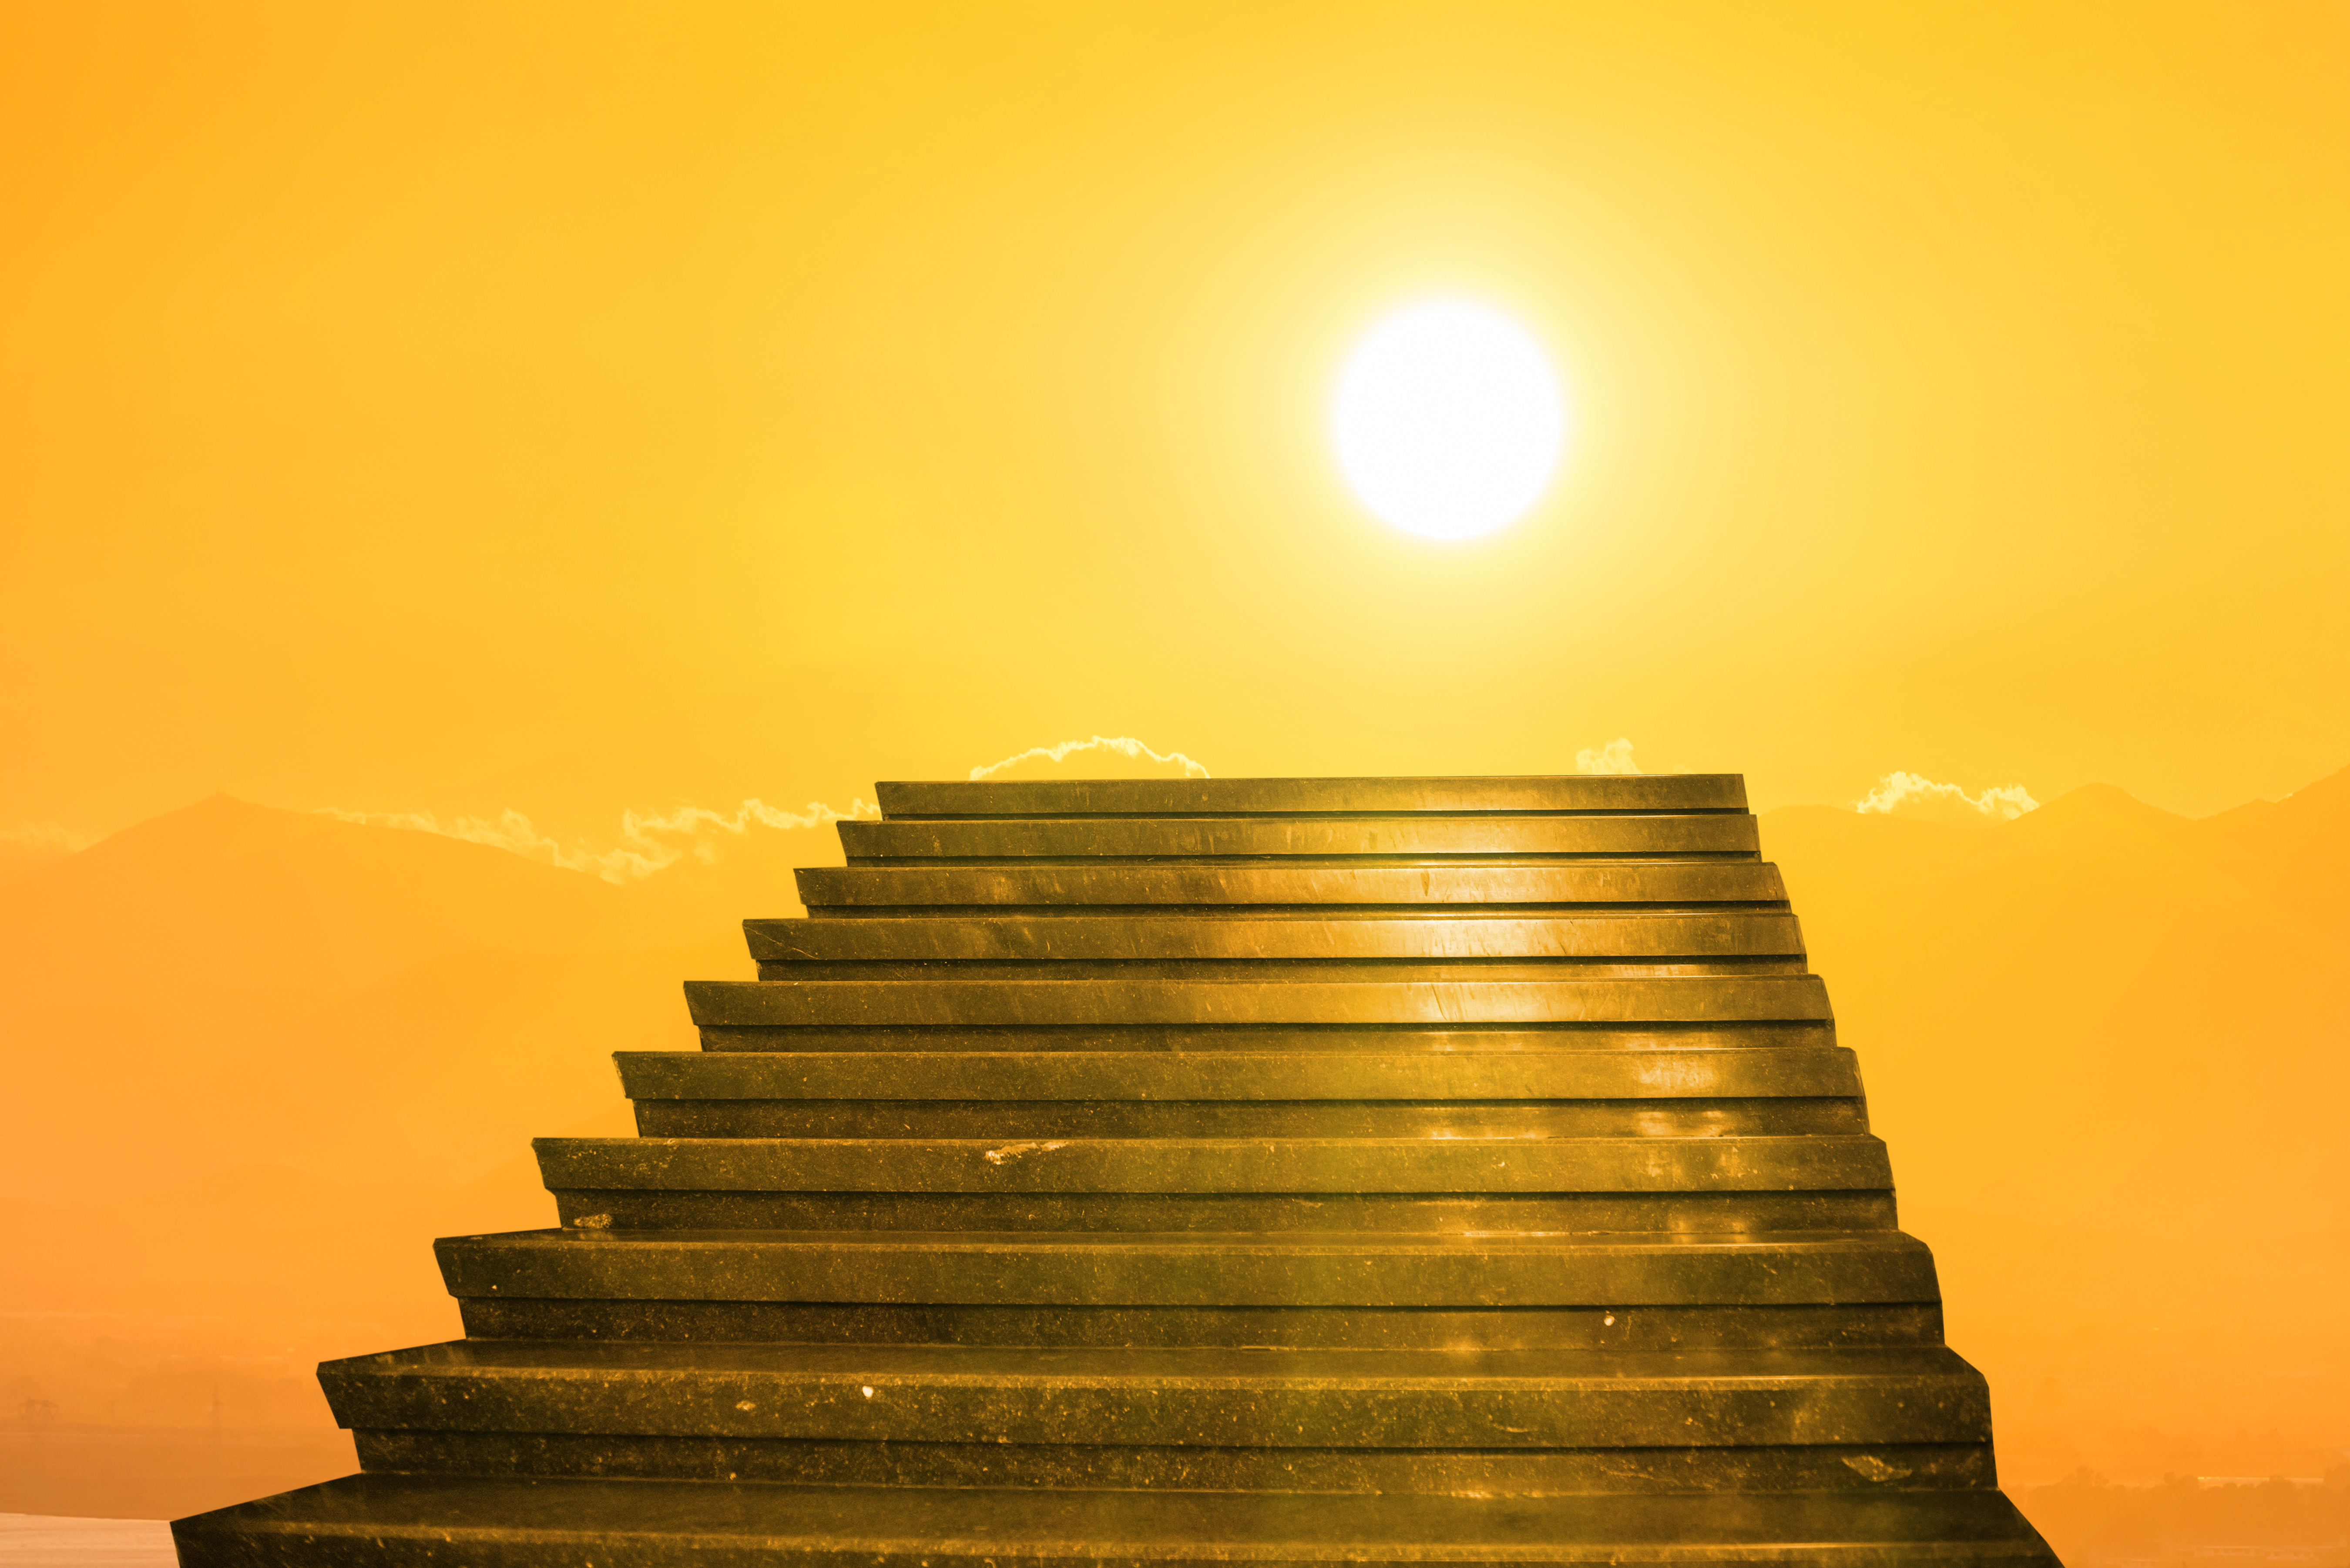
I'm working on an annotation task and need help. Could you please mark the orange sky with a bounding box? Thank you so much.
[5,2,2346,843]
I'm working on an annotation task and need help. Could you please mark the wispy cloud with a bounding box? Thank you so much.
[318,798,881,884]
[317,737,1214,883]
[1854,771,2038,826]
[968,736,1210,782]
[0,821,102,880]
[2,821,100,855]
[1575,738,1640,775]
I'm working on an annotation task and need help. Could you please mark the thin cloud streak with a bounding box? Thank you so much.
[2,821,100,854]
[0,820,103,881]
[1854,771,2039,825]
[315,737,1212,884]
[968,736,1210,781]
[317,797,881,884]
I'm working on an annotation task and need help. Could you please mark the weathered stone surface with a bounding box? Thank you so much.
[691,1020,1839,1053]
[540,1187,1900,1235]
[744,912,1810,963]
[175,1474,2059,1567]
[355,1427,2001,1495]
[623,1094,1870,1140]
[875,774,1752,817]
[530,1132,1893,1193]
[433,1228,1942,1307]
[684,975,1834,1027]
[836,813,1761,859]
[614,1044,1865,1101]
[796,859,1789,909]
[454,1297,1948,1351]
[318,1342,1991,1449]
[175,774,2051,1565]
[621,1042,1853,1096]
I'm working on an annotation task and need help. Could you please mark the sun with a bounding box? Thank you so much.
[1330,300,1569,540]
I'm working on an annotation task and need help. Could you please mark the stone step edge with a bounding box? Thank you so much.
[172,1474,2058,1564]
[613,1047,1865,1101]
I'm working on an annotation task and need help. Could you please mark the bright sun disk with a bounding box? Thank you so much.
[1331,300,1568,539]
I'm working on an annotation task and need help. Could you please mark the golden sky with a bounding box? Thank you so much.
[5,2,2346,841]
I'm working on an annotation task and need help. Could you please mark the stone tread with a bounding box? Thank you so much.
[613,1048,1866,1102]
[876,774,1751,818]
[743,914,1808,963]
[434,1228,1942,1308]
[690,1024,1838,1055]
[836,816,1760,861]
[532,1134,1893,1194]
[795,862,1790,910]
[174,1474,2059,1565]
[319,1340,1991,1448]
[684,976,1833,1029]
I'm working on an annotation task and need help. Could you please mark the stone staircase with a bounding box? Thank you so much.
[173,774,2058,1565]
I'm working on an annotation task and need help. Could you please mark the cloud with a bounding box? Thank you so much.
[2,821,99,854]
[1576,738,1640,775]
[0,821,101,881]
[317,797,881,885]
[968,736,1210,782]
[1854,771,2038,827]
[315,737,1212,884]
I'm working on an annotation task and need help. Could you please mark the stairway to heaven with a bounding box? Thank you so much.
[175,774,2058,1565]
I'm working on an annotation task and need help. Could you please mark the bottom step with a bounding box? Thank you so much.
[175,1474,2059,1566]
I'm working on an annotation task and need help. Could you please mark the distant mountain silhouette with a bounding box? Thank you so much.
[0,794,664,1002]
[1761,766,2349,1484]
[0,795,748,1202]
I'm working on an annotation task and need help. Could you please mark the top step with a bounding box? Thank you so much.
[878,776,1748,820]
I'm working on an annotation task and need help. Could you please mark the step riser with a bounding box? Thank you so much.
[837,819,1762,859]
[352,1429,1996,1494]
[457,1299,1948,1351]
[798,864,1791,910]
[628,1099,1869,1140]
[436,1236,1941,1309]
[617,1048,1866,1102]
[743,915,1810,964]
[547,1190,1899,1234]
[685,977,1835,1029]
[324,1381,1989,1453]
[753,958,1812,982]
[533,1136,1893,1195]
[691,1023,1840,1053]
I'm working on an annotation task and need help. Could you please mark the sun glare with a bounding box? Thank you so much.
[1331,301,1568,540]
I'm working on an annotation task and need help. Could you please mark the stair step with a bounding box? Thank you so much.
[745,913,1809,963]
[533,1135,1891,1194]
[692,1022,1838,1054]
[435,1229,1940,1309]
[456,1297,1947,1351]
[837,816,1759,861]
[623,1099,1868,1141]
[174,1475,2059,1566]
[797,862,1790,911]
[614,1048,1865,1102]
[543,1187,1897,1236]
[319,1342,1990,1451]
[685,976,1833,1029]
[877,774,1751,818]
[756,961,1813,984]
[354,1425,1998,1495]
